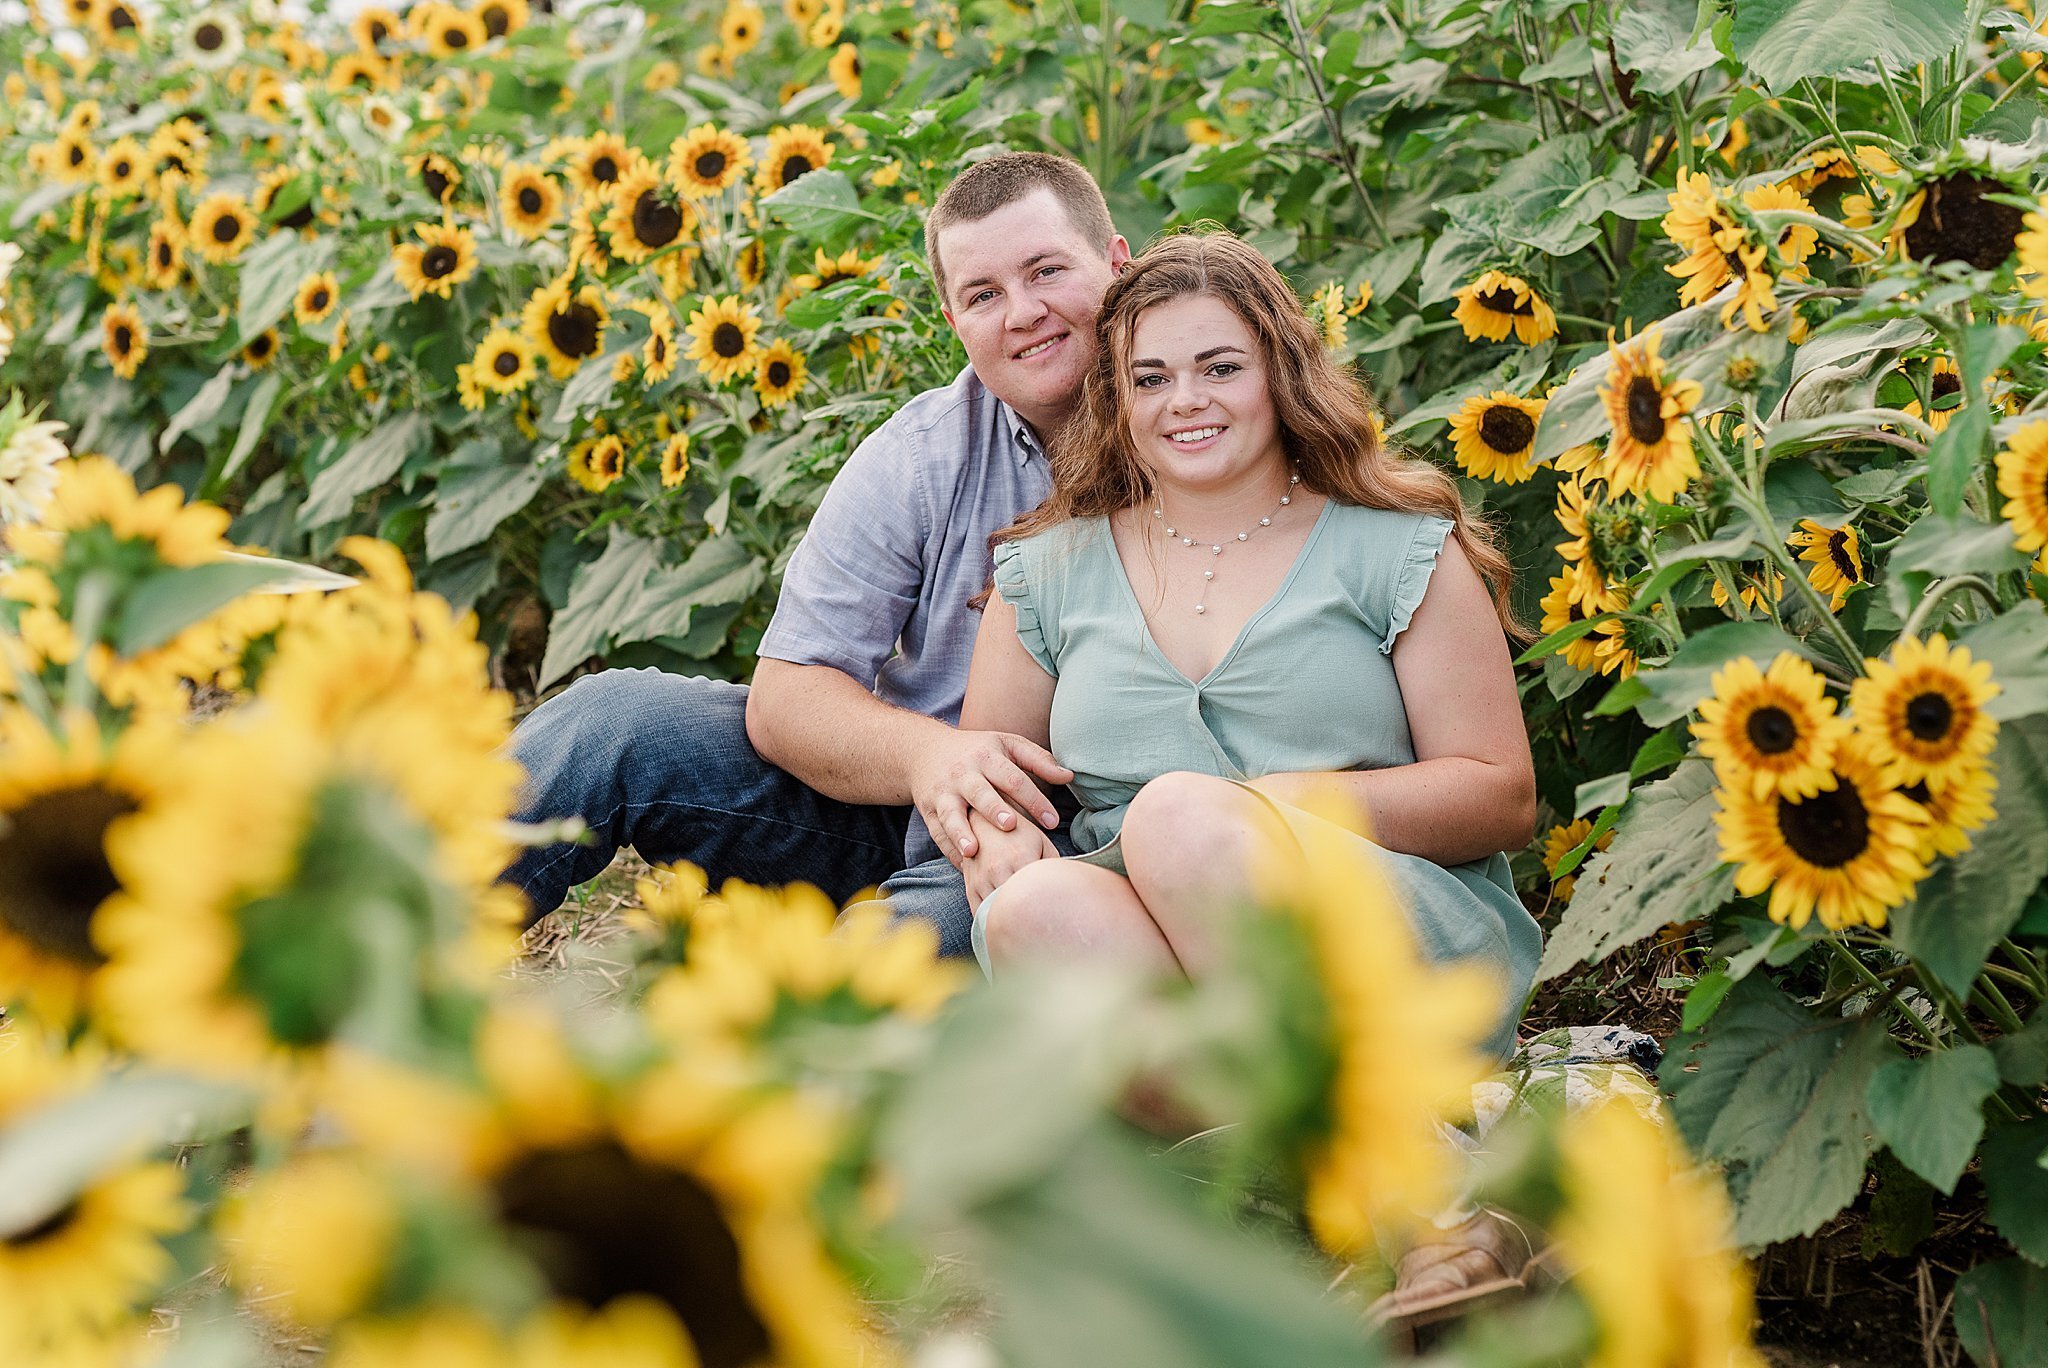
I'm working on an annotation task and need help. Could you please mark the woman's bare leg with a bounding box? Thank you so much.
[979,859,1180,975]
[1117,771,1293,974]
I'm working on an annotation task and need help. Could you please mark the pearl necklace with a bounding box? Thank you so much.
[1151,468,1300,615]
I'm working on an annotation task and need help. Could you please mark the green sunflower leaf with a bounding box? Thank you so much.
[1980,1120,2048,1264]
[1959,602,2048,721]
[427,461,547,562]
[1866,1045,2000,1194]
[1610,0,1724,96]
[1954,1257,2048,1368]
[1727,0,1973,94]
[299,412,433,529]
[1630,619,1818,728]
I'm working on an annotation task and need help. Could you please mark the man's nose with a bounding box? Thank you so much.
[1005,287,1047,331]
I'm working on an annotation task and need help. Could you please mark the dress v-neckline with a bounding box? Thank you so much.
[1103,498,1335,689]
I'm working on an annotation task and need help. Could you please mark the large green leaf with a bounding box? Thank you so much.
[220,370,283,484]
[1610,0,1724,95]
[426,462,546,562]
[1961,603,2048,722]
[538,530,666,687]
[114,559,313,655]
[1865,1045,2000,1194]
[1891,515,2029,579]
[1536,762,1735,979]
[1630,620,1817,728]
[609,533,762,647]
[761,169,881,250]
[1776,317,1931,421]
[1954,1258,2048,1368]
[298,412,433,528]
[157,368,235,456]
[1979,1120,2048,1264]
[1727,0,1973,94]
[1891,717,2048,996]
[1666,976,1898,1247]
[235,231,333,344]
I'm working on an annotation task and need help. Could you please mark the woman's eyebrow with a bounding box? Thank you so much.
[1130,345,1246,368]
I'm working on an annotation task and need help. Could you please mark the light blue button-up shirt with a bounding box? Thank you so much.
[757,365,1051,859]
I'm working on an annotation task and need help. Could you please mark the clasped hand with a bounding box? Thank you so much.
[908,727,1070,867]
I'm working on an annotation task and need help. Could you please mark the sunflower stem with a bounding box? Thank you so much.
[62,570,113,719]
[1900,575,2001,640]
[1277,0,1390,249]
[1799,79,1880,205]
[1914,966,1989,1048]
[1871,62,1917,144]
[1833,941,1941,1047]
[1755,208,1886,263]
[1976,975,2032,1035]
[1999,939,2048,999]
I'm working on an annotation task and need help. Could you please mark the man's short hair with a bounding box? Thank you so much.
[924,152,1115,307]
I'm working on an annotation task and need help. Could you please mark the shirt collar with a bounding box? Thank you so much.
[994,398,1042,468]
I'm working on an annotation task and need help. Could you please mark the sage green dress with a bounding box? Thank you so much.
[979,500,1542,1055]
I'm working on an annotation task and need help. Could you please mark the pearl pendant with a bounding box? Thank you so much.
[1194,603,1206,614]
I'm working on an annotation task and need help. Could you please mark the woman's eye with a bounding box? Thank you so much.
[1135,374,1165,388]
[1210,362,1240,377]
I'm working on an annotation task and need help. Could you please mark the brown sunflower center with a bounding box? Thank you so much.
[1901,174,2026,271]
[112,157,132,178]
[194,21,224,49]
[154,239,173,268]
[442,23,470,48]
[67,143,86,167]
[494,1142,772,1368]
[8,1199,84,1248]
[591,155,620,184]
[650,334,668,363]
[1477,404,1534,454]
[1904,690,1955,742]
[211,212,241,244]
[596,443,623,477]
[0,784,136,966]
[517,185,544,214]
[1775,779,1871,869]
[493,348,522,377]
[367,18,390,44]
[632,191,683,247]
[1931,369,1961,400]
[1900,780,1932,806]
[711,321,745,358]
[247,334,273,360]
[1744,705,1798,755]
[694,149,727,181]
[481,3,510,37]
[421,164,452,200]
[1827,530,1859,582]
[108,4,136,30]
[779,155,813,184]
[112,323,134,353]
[549,302,601,357]
[421,244,459,278]
[766,359,792,388]
[1624,375,1666,445]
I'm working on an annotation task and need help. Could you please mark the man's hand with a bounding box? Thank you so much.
[959,810,1059,907]
[909,729,1072,864]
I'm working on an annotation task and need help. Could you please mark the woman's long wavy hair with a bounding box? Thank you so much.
[997,229,1528,639]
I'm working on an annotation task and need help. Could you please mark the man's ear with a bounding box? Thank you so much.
[1107,235,1133,272]
[940,306,956,332]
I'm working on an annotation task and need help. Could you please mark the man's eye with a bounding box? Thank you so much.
[1036,265,1062,279]
[969,290,996,306]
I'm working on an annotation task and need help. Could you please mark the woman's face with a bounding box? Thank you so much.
[1125,293,1284,498]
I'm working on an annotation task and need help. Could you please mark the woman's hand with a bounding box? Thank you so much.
[958,808,1060,907]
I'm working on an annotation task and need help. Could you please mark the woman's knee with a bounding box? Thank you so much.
[1121,771,1261,883]
[978,860,1082,958]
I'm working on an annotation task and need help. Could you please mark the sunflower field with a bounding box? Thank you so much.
[5,0,2048,1363]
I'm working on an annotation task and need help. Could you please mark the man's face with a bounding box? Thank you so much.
[936,187,1131,432]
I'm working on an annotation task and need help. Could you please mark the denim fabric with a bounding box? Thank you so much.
[869,821,1081,961]
[500,668,913,922]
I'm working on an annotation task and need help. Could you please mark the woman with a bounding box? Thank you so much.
[956,230,1542,1050]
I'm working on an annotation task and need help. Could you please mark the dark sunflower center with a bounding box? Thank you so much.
[1744,705,1798,755]
[1624,375,1666,445]
[67,144,86,166]
[1827,530,1858,582]
[493,1142,772,1368]
[211,213,241,244]
[694,150,727,180]
[733,21,752,38]
[112,323,133,352]
[596,444,623,476]
[1904,690,1955,742]
[195,21,224,49]
[443,24,470,48]
[632,191,683,247]
[421,165,452,200]
[711,321,745,358]
[591,155,619,184]
[550,303,600,357]
[368,18,390,44]
[0,785,135,966]
[154,239,173,267]
[650,334,668,362]
[421,245,459,278]
[1931,370,1961,400]
[247,335,273,359]
[1475,287,1533,316]
[1775,779,1871,869]
[780,155,813,183]
[112,158,132,178]
[1477,405,1534,454]
[109,4,136,30]
[8,1199,83,1248]
[481,4,510,37]
[517,185,544,214]
[767,359,792,387]
[1901,174,2026,271]
[493,348,521,377]
[310,288,330,312]
[1900,780,1932,806]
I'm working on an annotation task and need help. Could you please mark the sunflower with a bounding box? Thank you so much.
[353,5,401,51]
[1450,269,1557,346]
[1692,653,1850,801]
[1597,326,1702,503]
[326,49,387,94]
[567,196,612,275]
[293,271,340,326]
[101,302,146,379]
[1899,354,1965,432]
[1591,615,1645,679]
[143,220,184,290]
[1715,733,1930,931]
[667,124,751,199]
[1792,143,1899,194]
[393,222,480,301]
[788,246,879,294]
[1312,280,1347,350]
[735,239,766,290]
[1540,817,1613,903]
[2019,202,2048,302]
[499,164,561,240]
[0,712,169,1022]
[565,132,635,201]
[93,136,147,200]
[241,328,281,370]
[1895,173,2027,270]
[88,0,144,49]
[720,0,765,55]
[216,1152,399,1329]
[641,310,678,383]
[252,167,317,233]
[177,7,242,68]
[1995,419,2048,552]
[1897,764,1998,862]
[659,433,690,489]
[523,277,610,379]
[1710,568,1784,613]
[754,125,832,197]
[752,339,806,407]
[0,1155,192,1344]
[189,193,255,264]
[684,295,763,385]
[412,152,462,205]
[1788,519,1864,610]
[1848,635,2000,788]
[473,327,539,395]
[828,42,862,98]
[46,130,96,185]
[808,2,843,46]
[1447,390,1543,484]
[473,0,528,39]
[423,4,487,57]
[1554,473,1634,591]
[1537,570,1613,673]
[602,169,695,264]
[568,435,626,493]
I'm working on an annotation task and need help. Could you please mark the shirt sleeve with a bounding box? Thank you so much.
[1382,514,1455,655]
[756,419,929,687]
[991,536,1056,676]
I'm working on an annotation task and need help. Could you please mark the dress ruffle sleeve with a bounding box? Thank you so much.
[991,537,1056,675]
[1381,515,1454,655]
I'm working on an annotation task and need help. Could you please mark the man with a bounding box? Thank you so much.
[502,152,1132,955]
